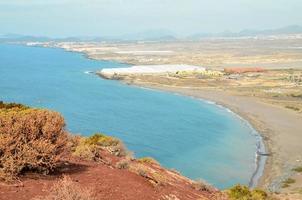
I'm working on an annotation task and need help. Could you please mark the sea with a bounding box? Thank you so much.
[0,44,261,189]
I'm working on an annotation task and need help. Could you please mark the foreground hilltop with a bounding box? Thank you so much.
[0,101,229,200]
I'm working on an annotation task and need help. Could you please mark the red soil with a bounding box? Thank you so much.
[0,150,227,200]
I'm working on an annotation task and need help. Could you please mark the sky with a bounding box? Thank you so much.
[0,0,302,37]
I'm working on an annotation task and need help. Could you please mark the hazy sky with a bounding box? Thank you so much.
[0,0,302,37]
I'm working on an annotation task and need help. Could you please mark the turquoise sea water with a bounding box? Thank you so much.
[0,44,259,188]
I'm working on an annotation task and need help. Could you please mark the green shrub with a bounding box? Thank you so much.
[290,93,302,98]
[138,157,159,165]
[285,105,300,111]
[84,133,120,147]
[73,133,128,160]
[228,184,269,200]
[251,189,268,200]
[72,138,101,161]
[0,102,68,181]
[292,166,302,173]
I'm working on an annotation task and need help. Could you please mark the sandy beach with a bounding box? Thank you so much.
[121,81,302,192]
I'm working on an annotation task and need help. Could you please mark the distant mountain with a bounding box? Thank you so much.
[0,34,51,42]
[112,29,177,41]
[237,25,302,36]
[1,25,302,43]
[188,25,302,39]
[0,31,177,43]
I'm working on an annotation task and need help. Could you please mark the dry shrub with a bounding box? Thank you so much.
[193,179,217,193]
[115,159,130,169]
[0,102,68,181]
[130,164,166,186]
[33,176,95,200]
[73,133,129,161]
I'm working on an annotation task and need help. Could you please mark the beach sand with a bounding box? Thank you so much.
[124,82,302,192]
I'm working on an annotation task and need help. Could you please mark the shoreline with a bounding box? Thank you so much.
[21,43,302,191]
[53,43,268,188]
[119,81,302,192]
[17,43,266,188]
[131,83,267,189]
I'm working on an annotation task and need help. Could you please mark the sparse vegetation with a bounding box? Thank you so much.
[290,93,302,98]
[115,159,130,169]
[227,184,269,200]
[84,133,120,147]
[0,101,29,110]
[72,138,101,161]
[292,166,302,173]
[138,157,159,165]
[72,133,128,161]
[193,179,216,193]
[137,168,147,178]
[0,102,68,182]
[33,176,95,200]
[0,101,240,200]
[282,178,296,188]
[285,105,300,111]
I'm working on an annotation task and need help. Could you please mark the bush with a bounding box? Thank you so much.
[84,133,120,147]
[137,168,147,178]
[282,178,296,188]
[33,176,95,200]
[0,102,68,181]
[72,138,101,161]
[292,166,302,173]
[138,157,159,165]
[285,105,300,111]
[228,184,269,200]
[290,93,302,98]
[193,179,217,193]
[73,133,128,160]
[115,159,130,169]
[72,133,128,161]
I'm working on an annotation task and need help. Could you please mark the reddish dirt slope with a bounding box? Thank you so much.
[0,150,227,200]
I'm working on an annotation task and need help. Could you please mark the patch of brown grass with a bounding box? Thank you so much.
[33,176,95,200]
[0,102,68,182]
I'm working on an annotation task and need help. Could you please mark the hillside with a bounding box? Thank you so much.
[0,101,227,200]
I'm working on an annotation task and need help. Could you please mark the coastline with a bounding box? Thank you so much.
[43,42,270,188]
[119,81,302,191]
[22,43,302,191]
[130,83,267,189]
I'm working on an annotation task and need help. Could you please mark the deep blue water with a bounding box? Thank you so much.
[0,44,258,188]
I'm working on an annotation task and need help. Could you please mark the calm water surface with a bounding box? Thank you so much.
[0,44,258,188]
